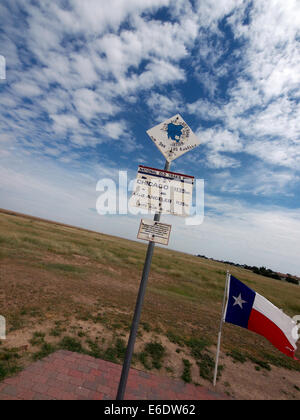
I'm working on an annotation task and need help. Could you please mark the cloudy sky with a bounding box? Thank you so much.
[1,0,300,275]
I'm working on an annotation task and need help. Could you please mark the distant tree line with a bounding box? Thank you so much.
[243,265,281,280]
[196,255,299,285]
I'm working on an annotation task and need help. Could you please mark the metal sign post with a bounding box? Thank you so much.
[116,160,170,400]
[116,115,200,400]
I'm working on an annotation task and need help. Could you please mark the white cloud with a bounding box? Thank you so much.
[40,89,70,115]
[187,99,225,121]
[28,20,61,52]
[217,0,300,169]
[50,113,80,134]
[73,88,119,120]
[246,97,299,142]
[0,0,202,162]
[0,133,14,144]
[146,92,184,122]
[205,152,241,169]
[212,165,299,196]
[12,81,43,97]
[186,1,300,171]
[70,53,99,86]
[70,0,171,34]
[140,59,186,87]
[245,140,300,168]
[172,194,300,275]
[43,147,62,157]
[101,120,138,153]
[103,120,128,140]
[197,128,243,153]
[195,0,246,29]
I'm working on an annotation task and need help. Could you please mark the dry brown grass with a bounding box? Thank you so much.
[0,209,299,399]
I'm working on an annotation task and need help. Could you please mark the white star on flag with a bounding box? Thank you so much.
[232,293,247,309]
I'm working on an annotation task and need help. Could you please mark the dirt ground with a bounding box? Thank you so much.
[0,209,299,400]
[2,318,299,400]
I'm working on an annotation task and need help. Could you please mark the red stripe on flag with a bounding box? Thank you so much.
[248,309,297,359]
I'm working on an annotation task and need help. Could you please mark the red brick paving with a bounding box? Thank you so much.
[0,350,229,400]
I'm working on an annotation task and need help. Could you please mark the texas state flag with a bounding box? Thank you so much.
[224,275,299,360]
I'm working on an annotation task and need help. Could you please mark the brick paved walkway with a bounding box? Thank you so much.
[0,350,228,400]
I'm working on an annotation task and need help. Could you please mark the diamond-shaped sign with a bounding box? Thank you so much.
[146,114,200,162]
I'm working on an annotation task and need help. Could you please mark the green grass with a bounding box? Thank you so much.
[138,352,151,370]
[141,342,166,370]
[86,339,102,359]
[226,349,248,364]
[0,209,299,390]
[29,332,46,346]
[39,262,86,274]
[186,337,211,359]
[197,352,223,382]
[0,348,21,380]
[49,322,66,337]
[226,349,271,371]
[162,284,200,300]
[7,314,26,332]
[32,336,85,361]
[32,343,56,361]
[181,359,192,383]
[59,336,85,353]
[141,322,151,332]
[102,338,127,363]
[166,330,185,347]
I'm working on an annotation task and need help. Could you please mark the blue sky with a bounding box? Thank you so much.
[1,0,300,275]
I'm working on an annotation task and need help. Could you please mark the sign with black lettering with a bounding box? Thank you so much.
[129,165,194,217]
[137,219,172,245]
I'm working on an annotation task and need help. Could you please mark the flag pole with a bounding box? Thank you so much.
[213,270,230,387]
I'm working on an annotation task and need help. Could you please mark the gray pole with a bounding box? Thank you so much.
[116,159,171,400]
[213,270,229,387]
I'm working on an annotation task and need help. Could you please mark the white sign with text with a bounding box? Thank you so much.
[130,165,194,217]
[137,219,172,246]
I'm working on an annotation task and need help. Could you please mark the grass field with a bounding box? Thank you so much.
[0,209,299,400]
